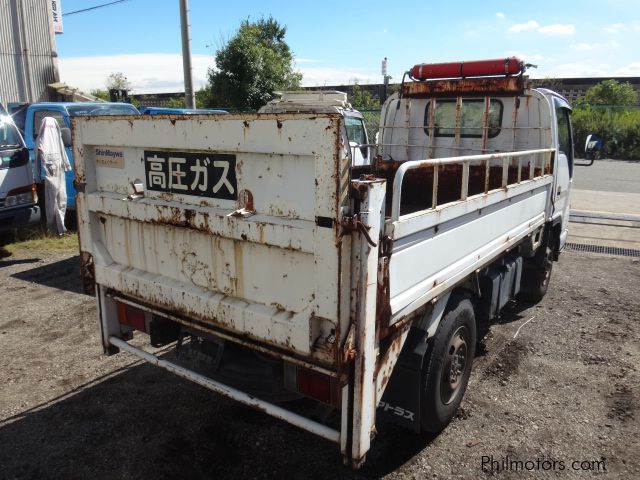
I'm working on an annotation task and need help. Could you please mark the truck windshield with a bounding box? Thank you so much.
[345,116,367,145]
[0,116,23,150]
[67,105,139,117]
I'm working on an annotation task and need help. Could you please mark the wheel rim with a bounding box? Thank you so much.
[440,326,470,405]
[541,246,553,287]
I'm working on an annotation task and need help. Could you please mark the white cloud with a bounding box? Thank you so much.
[58,53,380,92]
[604,23,627,33]
[508,21,575,35]
[614,62,640,76]
[545,62,610,77]
[538,24,575,35]
[604,22,640,33]
[298,65,379,87]
[58,53,214,94]
[496,12,505,20]
[294,58,322,64]
[509,20,539,33]
[56,49,635,96]
[507,51,545,63]
[532,59,640,79]
[570,40,620,51]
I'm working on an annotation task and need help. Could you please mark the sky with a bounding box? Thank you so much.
[55,0,640,94]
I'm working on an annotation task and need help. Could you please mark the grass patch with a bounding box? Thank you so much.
[0,228,78,258]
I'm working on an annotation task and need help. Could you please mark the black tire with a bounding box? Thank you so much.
[421,296,476,433]
[519,234,555,303]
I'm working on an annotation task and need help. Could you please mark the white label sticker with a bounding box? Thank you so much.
[95,147,125,169]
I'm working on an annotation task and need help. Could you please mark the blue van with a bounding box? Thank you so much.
[10,102,139,210]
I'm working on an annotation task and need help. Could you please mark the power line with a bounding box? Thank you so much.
[63,0,129,17]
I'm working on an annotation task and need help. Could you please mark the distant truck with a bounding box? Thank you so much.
[74,58,578,467]
[0,104,39,231]
[9,102,139,210]
[259,91,371,167]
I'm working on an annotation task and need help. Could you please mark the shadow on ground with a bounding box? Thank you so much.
[0,355,437,480]
[11,255,83,294]
[0,257,41,268]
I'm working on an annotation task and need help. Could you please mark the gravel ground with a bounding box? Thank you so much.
[0,248,638,479]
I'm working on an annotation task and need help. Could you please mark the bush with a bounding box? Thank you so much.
[572,106,640,160]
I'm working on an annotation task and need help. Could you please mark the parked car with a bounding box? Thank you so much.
[8,102,139,211]
[0,104,39,232]
[259,91,370,167]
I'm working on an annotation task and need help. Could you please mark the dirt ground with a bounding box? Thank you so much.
[0,246,638,479]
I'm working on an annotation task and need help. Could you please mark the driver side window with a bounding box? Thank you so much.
[556,107,573,178]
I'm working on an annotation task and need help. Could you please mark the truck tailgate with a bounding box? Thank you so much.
[74,114,350,366]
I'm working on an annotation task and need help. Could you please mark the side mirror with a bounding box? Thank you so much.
[60,127,72,148]
[583,133,603,165]
[9,147,30,168]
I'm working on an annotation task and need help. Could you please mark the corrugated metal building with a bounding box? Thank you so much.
[0,0,59,106]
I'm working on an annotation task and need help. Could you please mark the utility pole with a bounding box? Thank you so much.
[381,57,392,103]
[179,0,196,108]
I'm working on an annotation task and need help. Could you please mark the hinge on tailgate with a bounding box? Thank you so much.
[340,214,378,247]
[227,189,256,218]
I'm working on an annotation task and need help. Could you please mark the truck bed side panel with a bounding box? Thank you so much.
[387,179,552,321]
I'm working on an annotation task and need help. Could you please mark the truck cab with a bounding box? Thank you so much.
[377,69,573,255]
[0,104,39,231]
[259,91,371,168]
[9,102,139,210]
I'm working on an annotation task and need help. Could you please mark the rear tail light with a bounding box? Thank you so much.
[295,367,341,407]
[117,302,147,333]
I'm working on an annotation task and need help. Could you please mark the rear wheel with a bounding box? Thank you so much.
[519,233,555,303]
[421,296,476,433]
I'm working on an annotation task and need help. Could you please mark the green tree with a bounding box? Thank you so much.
[165,97,186,108]
[204,17,302,110]
[90,88,109,100]
[195,87,214,108]
[106,72,131,91]
[576,79,638,106]
[529,77,562,91]
[349,83,380,110]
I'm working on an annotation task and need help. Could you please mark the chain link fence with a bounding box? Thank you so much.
[359,109,381,142]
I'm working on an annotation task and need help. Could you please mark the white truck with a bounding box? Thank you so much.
[258,90,371,168]
[75,58,574,467]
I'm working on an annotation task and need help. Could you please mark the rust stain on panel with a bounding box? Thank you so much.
[401,76,526,98]
[231,241,244,298]
[80,251,96,296]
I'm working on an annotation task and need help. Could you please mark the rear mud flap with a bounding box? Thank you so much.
[378,364,422,432]
[377,322,430,432]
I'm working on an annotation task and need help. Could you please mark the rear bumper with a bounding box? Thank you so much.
[0,204,41,231]
[108,336,341,443]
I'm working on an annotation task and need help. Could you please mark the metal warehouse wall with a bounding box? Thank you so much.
[0,0,59,106]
